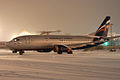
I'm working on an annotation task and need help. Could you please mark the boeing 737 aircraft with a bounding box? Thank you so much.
[5,16,113,55]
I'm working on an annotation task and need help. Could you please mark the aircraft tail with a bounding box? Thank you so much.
[93,16,111,41]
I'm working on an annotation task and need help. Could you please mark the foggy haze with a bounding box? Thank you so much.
[0,0,120,41]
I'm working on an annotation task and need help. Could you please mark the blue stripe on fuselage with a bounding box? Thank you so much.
[72,42,104,50]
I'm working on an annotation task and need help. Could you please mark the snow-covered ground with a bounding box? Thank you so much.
[0,51,120,80]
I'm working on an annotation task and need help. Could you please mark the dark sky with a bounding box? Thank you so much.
[0,0,120,40]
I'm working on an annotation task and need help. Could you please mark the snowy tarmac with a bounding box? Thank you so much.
[0,50,120,80]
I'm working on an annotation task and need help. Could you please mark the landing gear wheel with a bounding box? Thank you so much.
[57,51,63,54]
[110,49,116,52]
[19,50,24,55]
[67,51,73,54]
[12,50,17,53]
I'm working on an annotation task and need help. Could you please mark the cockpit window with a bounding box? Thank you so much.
[13,38,20,42]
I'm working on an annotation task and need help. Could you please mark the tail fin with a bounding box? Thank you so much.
[93,16,111,41]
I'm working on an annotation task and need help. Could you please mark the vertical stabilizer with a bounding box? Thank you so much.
[93,16,111,41]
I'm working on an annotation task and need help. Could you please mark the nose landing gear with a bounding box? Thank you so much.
[12,50,24,55]
[12,50,17,53]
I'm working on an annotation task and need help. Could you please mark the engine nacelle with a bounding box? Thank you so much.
[53,45,71,52]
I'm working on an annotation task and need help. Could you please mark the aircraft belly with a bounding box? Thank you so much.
[28,40,54,49]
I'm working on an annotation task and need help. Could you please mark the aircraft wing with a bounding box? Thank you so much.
[54,40,104,51]
[67,35,120,49]
[83,35,100,38]
[69,41,103,48]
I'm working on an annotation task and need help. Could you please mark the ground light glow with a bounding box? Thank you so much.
[103,41,110,46]
[11,30,34,39]
[19,30,32,36]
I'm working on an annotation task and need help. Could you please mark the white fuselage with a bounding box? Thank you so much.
[7,35,94,50]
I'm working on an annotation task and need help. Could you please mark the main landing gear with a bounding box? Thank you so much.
[67,51,73,54]
[57,49,73,54]
[57,50,63,54]
[55,45,73,54]
[57,50,73,54]
[12,50,24,55]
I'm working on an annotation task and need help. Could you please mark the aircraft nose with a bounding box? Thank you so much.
[7,41,14,47]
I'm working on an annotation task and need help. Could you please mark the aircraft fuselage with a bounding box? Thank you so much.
[7,35,93,51]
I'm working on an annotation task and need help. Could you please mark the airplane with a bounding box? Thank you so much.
[4,16,115,55]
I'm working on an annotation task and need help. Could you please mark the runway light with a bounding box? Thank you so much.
[103,41,109,46]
